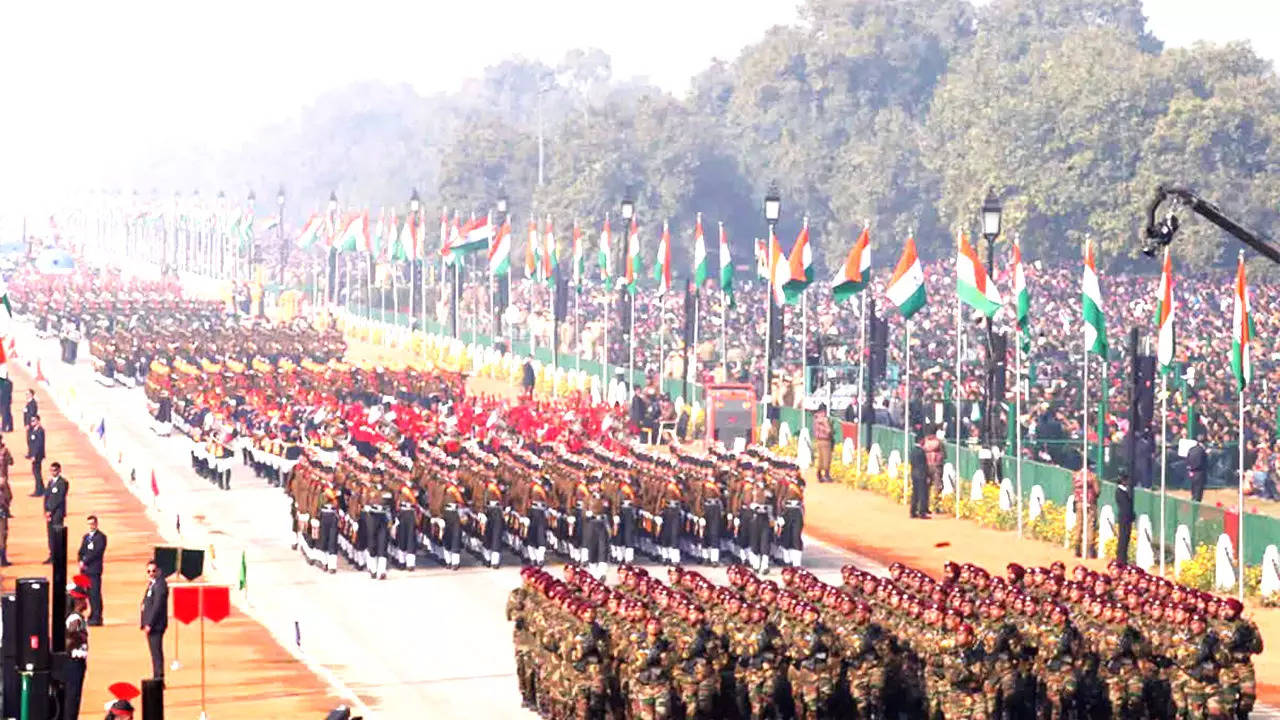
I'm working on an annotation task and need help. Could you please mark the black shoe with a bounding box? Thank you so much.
[0,560,10,567]
[29,492,43,497]
[88,619,103,627]
[41,557,51,564]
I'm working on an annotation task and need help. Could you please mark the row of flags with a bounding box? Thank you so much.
[295,206,1258,392]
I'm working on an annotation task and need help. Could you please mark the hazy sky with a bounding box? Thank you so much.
[1,0,1276,205]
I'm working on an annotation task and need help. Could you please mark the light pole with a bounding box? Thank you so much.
[327,191,339,305]
[620,192,635,391]
[980,187,1003,463]
[496,187,509,339]
[762,183,782,425]
[216,190,225,277]
[410,188,421,328]
[276,186,286,286]
[246,189,257,285]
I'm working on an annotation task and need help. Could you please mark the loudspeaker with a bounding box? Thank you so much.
[15,578,49,671]
[1,593,15,718]
[1,593,15,660]
[1136,355,1157,429]
[141,677,165,720]
[869,316,889,383]
[769,303,784,358]
[153,547,179,578]
[179,549,206,581]
[553,274,569,321]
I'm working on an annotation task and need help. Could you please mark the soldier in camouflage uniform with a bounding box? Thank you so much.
[1214,597,1262,720]
[940,623,986,719]
[629,616,672,720]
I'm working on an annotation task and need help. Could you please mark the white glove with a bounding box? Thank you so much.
[521,516,531,527]
[777,517,786,528]
[697,517,707,528]
[654,517,663,526]
[613,515,621,525]
[733,517,740,529]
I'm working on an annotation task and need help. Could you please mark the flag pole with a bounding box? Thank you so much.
[1081,343,1090,557]
[903,319,911,505]
[691,280,700,404]
[721,286,728,384]
[628,291,636,396]
[855,291,866,479]
[1016,328,1023,537]
[955,264,963,520]
[1160,373,1168,575]
[1239,379,1246,600]
[801,290,808,436]
[602,215,611,393]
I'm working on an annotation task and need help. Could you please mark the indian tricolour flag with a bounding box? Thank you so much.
[625,218,641,295]
[336,213,369,254]
[572,221,584,288]
[1154,247,1174,374]
[652,220,672,294]
[598,216,612,287]
[1082,239,1108,358]
[718,221,734,309]
[489,217,512,276]
[542,216,556,285]
[397,212,419,260]
[767,228,788,306]
[454,216,494,255]
[296,213,326,250]
[525,218,539,279]
[1232,251,1254,390]
[1013,236,1029,338]
[957,230,1002,317]
[885,236,926,319]
[692,214,708,287]
[832,225,870,303]
[782,218,813,305]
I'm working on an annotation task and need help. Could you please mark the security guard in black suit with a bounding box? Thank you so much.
[42,461,67,564]
[78,515,108,625]
[27,414,46,497]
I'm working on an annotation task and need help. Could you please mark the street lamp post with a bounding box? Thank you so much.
[331,191,341,304]
[215,190,225,278]
[410,189,421,329]
[496,188,509,340]
[620,193,636,393]
[980,187,1004,467]
[276,186,286,286]
[246,189,257,285]
[762,183,782,427]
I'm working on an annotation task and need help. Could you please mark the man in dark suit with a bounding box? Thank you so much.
[21,390,36,449]
[140,560,168,680]
[42,461,67,563]
[78,515,107,625]
[26,414,45,496]
[1187,437,1208,502]
[0,370,12,433]
[909,430,930,519]
[1115,471,1135,565]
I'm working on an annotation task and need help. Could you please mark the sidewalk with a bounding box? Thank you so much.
[2,353,339,717]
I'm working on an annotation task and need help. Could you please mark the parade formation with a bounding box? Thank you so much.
[8,265,1270,719]
[508,560,1263,720]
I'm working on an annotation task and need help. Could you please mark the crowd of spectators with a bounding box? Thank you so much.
[434,255,1280,496]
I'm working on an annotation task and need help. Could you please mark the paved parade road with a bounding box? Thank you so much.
[20,323,1280,720]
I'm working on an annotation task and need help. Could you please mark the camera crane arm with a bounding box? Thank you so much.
[1142,184,1280,265]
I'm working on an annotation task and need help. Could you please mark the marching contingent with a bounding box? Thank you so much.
[507,560,1264,720]
[6,261,1271,719]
